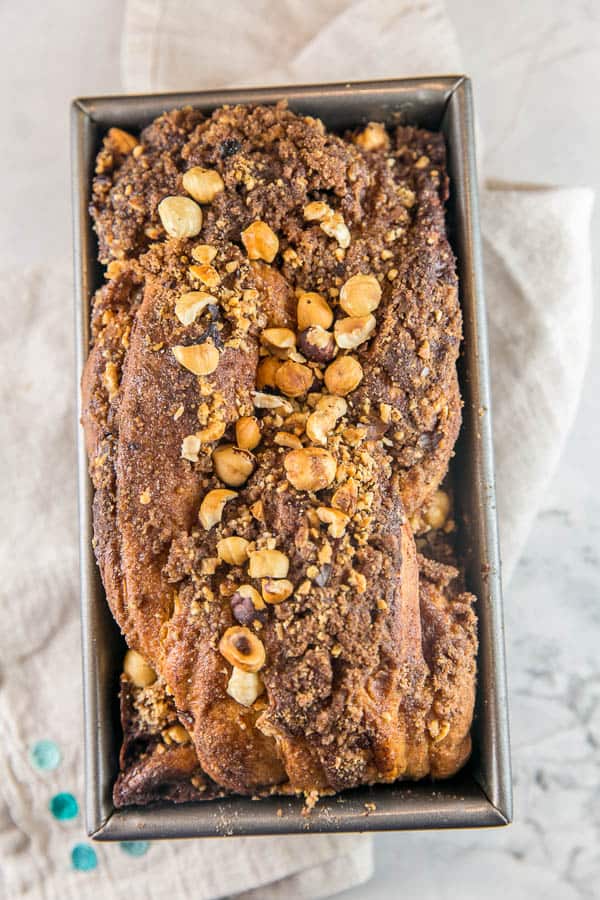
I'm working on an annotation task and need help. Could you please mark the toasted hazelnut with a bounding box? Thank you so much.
[332,478,358,515]
[227,666,264,706]
[163,723,191,744]
[256,356,282,389]
[261,327,296,356]
[424,490,451,529]
[303,201,330,221]
[252,391,294,414]
[197,420,226,443]
[339,274,382,316]
[172,340,220,376]
[306,396,347,445]
[248,549,290,579]
[275,360,313,398]
[241,220,279,263]
[334,314,376,349]
[175,291,214,326]
[212,444,255,487]
[297,292,334,330]
[354,122,389,151]
[324,355,363,396]
[428,718,451,743]
[320,211,350,248]
[317,506,350,538]
[250,500,264,521]
[217,536,250,566]
[123,649,156,687]
[274,431,303,449]
[235,416,262,451]
[284,447,337,492]
[297,326,336,363]
[189,264,220,287]
[182,166,224,204]
[107,127,139,154]
[199,488,237,529]
[158,196,203,238]
[192,244,218,264]
[219,626,266,672]
[261,578,294,604]
[181,434,201,461]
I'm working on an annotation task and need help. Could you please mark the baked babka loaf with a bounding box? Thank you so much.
[82,103,477,803]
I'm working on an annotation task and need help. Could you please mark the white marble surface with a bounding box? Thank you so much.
[1,1,598,897]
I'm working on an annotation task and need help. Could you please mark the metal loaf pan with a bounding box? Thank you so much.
[72,76,512,839]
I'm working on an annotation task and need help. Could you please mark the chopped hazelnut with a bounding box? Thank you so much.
[182,166,224,204]
[297,292,334,330]
[354,122,389,151]
[175,291,214,326]
[284,447,337,492]
[219,626,265,672]
[241,220,279,263]
[217,536,250,566]
[274,431,303,449]
[261,327,296,356]
[252,391,294,414]
[199,488,237,530]
[324,355,363,396]
[261,578,294,604]
[227,666,264,706]
[158,196,203,238]
[172,340,220,376]
[317,506,350,538]
[123,649,156,687]
[107,127,139,154]
[339,274,382,317]
[192,244,218,264]
[212,444,255,487]
[248,549,290,579]
[189,264,220,287]
[181,434,201,461]
[303,201,330,221]
[305,395,347,445]
[334,314,376,350]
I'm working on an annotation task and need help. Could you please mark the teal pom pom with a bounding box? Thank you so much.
[30,740,61,771]
[49,792,79,821]
[71,843,98,872]
[120,840,150,857]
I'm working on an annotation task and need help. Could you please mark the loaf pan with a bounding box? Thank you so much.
[72,76,512,839]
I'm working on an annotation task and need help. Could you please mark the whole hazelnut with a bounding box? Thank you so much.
[298,326,336,363]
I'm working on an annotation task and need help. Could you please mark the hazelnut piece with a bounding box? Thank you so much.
[227,666,264,707]
[298,326,336,363]
[317,506,350,538]
[261,327,296,356]
[261,578,294,605]
[212,444,255,487]
[189,264,220,287]
[297,292,334,330]
[219,626,266,672]
[231,585,266,627]
[339,274,382,317]
[217,536,250,566]
[235,416,262,451]
[107,127,139,154]
[158,196,203,238]
[324,355,363,396]
[248,549,290,579]
[123,649,156,687]
[198,488,237,530]
[305,396,347,445]
[334,314,376,349]
[182,166,224,204]
[284,447,337,492]
[256,356,282,389]
[192,244,218,264]
[303,201,330,221]
[241,220,279,263]
[275,360,313,398]
[175,291,214,326]
[252,391,294,414]
[354,122,390,151]
[172,340,220,376]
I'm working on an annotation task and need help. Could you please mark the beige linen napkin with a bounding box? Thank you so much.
[0,1,594,898]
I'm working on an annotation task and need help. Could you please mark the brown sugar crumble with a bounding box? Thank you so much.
[81,103,477,807]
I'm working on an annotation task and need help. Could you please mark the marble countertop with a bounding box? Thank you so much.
[1,1,597,897]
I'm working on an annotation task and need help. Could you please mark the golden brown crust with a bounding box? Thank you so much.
[83,104,477,802]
